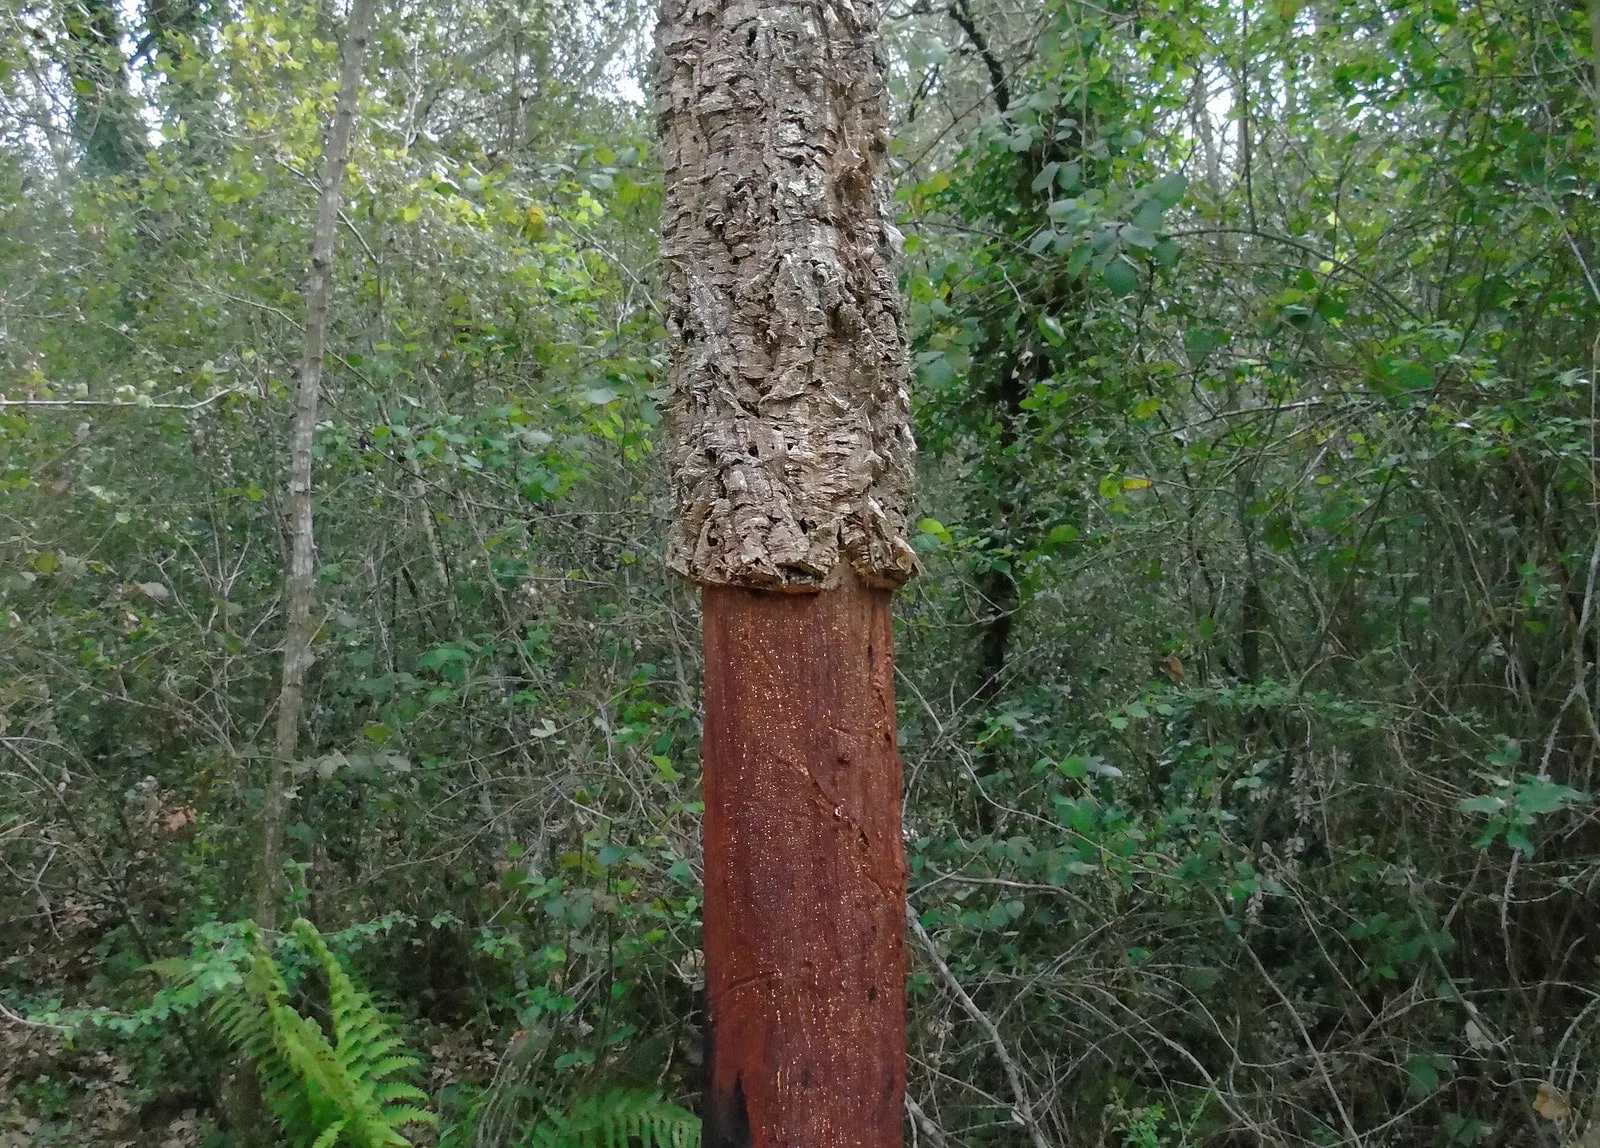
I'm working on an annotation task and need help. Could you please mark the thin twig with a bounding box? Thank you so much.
[907,904,1053,1148]
[0,998,70,1031]
[0,389,241,411]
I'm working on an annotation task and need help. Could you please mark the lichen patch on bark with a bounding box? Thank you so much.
[657,0,917,590]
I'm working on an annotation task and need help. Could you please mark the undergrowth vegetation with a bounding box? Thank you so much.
[2,0,1598,1144]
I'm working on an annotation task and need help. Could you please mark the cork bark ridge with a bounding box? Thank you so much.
[657,0,917,591]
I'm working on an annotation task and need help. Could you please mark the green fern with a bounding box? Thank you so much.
[523,1088,701,1148]
[208,918,436,1147]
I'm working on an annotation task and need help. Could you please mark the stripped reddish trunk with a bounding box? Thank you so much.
[701,574,906,1146]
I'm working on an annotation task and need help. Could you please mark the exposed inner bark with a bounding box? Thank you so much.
[657,0,916,591]
[701,572,907,1146]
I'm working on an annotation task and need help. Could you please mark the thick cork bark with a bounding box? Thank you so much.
[659,0,913,1136]
[657,0,917,592]
[700,575,907,1146]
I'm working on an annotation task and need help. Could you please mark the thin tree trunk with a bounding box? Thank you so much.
[255,0,377,929]
[657,0,917,1138]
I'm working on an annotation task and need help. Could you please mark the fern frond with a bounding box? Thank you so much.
[289,919,422,1100]
[373,1080,431,1106]
[208,936,325,1141]
[524,1088,700,1148]
[202,917,435,1147]
[364,1055,426,1084]
[377,1105,438,1131]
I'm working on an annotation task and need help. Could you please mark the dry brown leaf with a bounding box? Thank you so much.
[1533,1081,1570,1121]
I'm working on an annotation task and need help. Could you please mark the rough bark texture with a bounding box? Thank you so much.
[656,0,917,591]
[701,573,907,1147]
[255,0,375,928]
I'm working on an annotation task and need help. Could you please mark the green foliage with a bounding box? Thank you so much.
[1458,772,1589,856]
[523,1088,700,1148]
[6,0,1600,1143]
[207,920,435,1147]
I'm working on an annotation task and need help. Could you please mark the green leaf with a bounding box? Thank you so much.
[916,352,955,388]
[419,644,468,670]
[1515,775,1586,815]
[1131,199,1165,232]
[598,844,628,867]
[1058,242,1089,280]
[651,755,683,782]
[1057,756,1088,779]
[917,517,952,544]
[1121,225,1157,250]
[1377,358,1433,397]
[1403,1055,1442,1096]
[1150,172,1188,207]
[1102,258,1138,295]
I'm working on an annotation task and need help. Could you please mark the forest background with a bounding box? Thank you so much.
[2,0,1599,1145]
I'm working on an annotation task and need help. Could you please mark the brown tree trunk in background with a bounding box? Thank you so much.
[657,0,917,1137]
[254,0,376,929]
